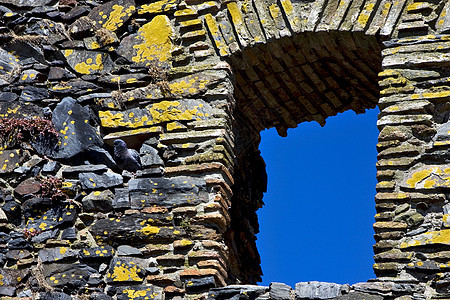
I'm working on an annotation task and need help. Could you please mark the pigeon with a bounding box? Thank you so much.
[113,139,141,172]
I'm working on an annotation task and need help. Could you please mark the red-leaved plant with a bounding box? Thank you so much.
[0,117,59,149]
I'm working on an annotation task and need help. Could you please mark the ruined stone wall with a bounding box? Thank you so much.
[0,0,450,299]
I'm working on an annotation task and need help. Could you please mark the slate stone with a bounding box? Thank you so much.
[4,41,45,63]
[0,269,29,287]
[2,200,21,226]
[270,282,293,300]
[14,178,41,197]
[79,245,115,260]
[334,292,383,300]
[0,92,18,102]
[106,256,149,283]
[100,99,213,130]
[0,232,11,245]
[116,15,173,68]
[19,86,49,102]
[68,16,96,38]
[184,276,216,293]
[6,249,31,260]
[19,69,44,84]
[40,291,72,300]
[145,266,160,275]
[0,149,24,174]
[25,203,77,233]
[139,166,164,177]
[63,49,114,75]
[406,260,440,273]
[62,164,108,178]
[82,190,114,212]
[87,273,104,286]
[22,197,52,220]
[51,79,100,96]
[117,245,142,256]
[44,97,103,159]
[0,0,54,7]
[31,229,58,243]
[76,146,117,170]
[295,282,343,299]
[42,263,97,289]
[42,161,60,173]
[90,214,180,246]
[400,165,450,190]
[351,282,394,295]
[129,176,208,208]
[39,247,79,263]
[209,285,269,299]
[113,188,130,209]
[116,285,162,300]
[0,286,15,296]
[90,292,113,300]
[0,48,21,86]
[61,227,77,240]
[87,0,136,32]
[79,171,123,190]
[140,144,164,167]
[98,73,149,86]
[7,237,32,250]
[48,66,76,81]
[62,5,90,22]
[0,253,5,266]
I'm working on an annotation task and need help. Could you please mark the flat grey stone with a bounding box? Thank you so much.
[79,171,123,190]
[62,164,108,178]
[38,247,78,263]
[117,245,142,256]
[295,282,342,299]
[270,282,293,300]
[113,188,130,209]
[334,292,383,300]
[140,144,164,167]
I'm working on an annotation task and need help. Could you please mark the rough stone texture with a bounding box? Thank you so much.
[0,0,449,298]
[295,282,343,299]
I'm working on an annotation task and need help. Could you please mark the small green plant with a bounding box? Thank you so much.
[39,175,66,201]
[180,217,193,237]
[0,117,59,149]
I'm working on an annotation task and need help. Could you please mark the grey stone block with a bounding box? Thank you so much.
[295,281,342,299]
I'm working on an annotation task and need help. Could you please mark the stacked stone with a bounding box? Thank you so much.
[0,0,240,298]
[205,0,384,136]
[373,0,450,298]
[0,0,450,298]
[206,281,422,300]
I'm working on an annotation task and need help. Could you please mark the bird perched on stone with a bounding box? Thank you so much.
[113,139,141,172]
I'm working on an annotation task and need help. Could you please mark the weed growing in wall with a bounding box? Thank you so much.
[0,117,59,149]
[39,175,66,201]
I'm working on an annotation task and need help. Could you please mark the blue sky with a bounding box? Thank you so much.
[257,107,380,287]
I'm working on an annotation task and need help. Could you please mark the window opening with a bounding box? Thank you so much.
[257,107,380,287]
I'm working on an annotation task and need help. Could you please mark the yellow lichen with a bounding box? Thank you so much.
[406,168,434,188]
[102,4,135,31]
[138,0,177,14]
[110,263,141,282]
[227,2,243,23]
[74,54,104,75]
[132,15,173,64]
[137,225,160,235]
[204,14,228,56]
[123,289,148,299]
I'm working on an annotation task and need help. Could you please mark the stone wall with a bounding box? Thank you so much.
[0,0,450,298]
